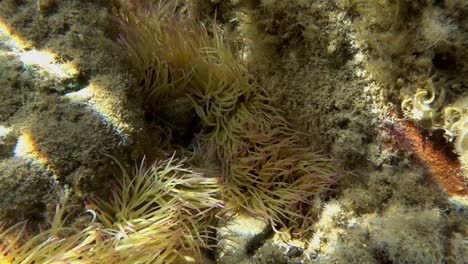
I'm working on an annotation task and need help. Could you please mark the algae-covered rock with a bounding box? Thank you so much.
[0,157,55,223]
[217,214,270,263]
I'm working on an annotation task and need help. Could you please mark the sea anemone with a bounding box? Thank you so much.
[115,0,341,238]
[87,155,222,263]
[0,155,222,264]
[0,190,101,264]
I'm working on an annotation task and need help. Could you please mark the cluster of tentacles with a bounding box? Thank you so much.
[116,0,340,235]
[0,157,221,263]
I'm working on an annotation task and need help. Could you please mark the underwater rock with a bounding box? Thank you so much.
[0,157,56,223]
[217,214,270,263]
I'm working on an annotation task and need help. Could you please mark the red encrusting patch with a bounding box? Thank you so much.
[388,120,467,197]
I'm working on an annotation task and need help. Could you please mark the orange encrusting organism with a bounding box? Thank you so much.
[398,121,467,197]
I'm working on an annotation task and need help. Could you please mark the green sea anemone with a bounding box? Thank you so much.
[0,190,101,264]
[0,156,222,264]
[88,155,223,263]
[115,0,341,238]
